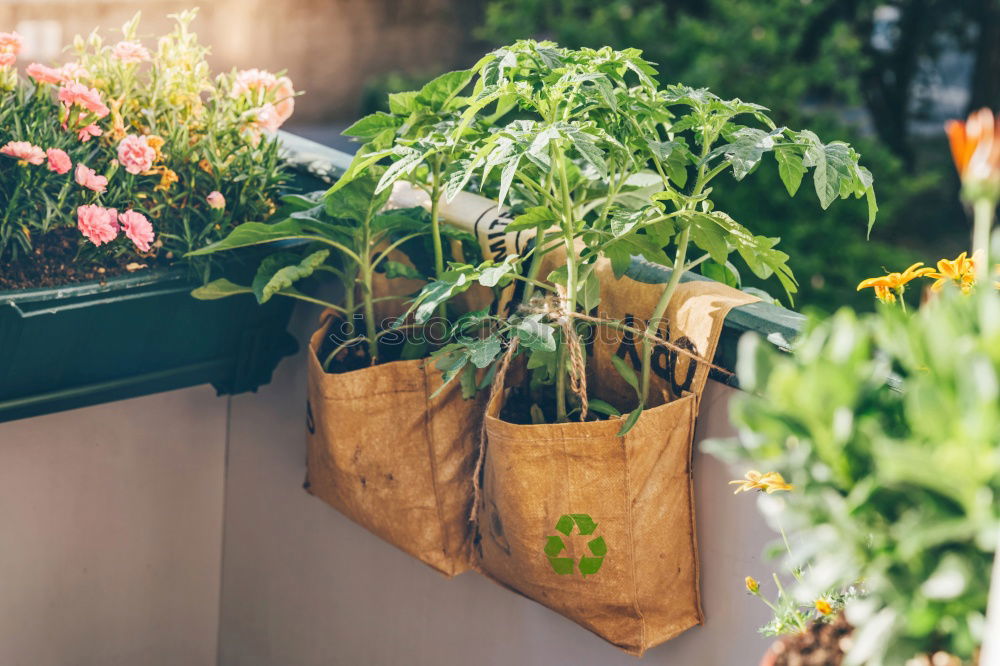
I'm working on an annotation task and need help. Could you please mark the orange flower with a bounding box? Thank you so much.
[857,262,934,303]
[926,252,978,294]
[146,135,166,161]
[946,108,1000,185]
[142,165,179,192]
[814,599,833,616]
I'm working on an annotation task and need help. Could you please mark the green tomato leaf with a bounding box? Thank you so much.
[611,354,640,392]
[616,405,643,436]
[191,278,252,300]
[800,130,858,210]
[430,343,470,397]
[579,269,601,312]
[467,336,503,369]
[342,112,401,142]
[604,242,633,279]
[417,69,474,110]
[507,206,556,232]
[774,147,806,197]
[186,219,305,256]
[326,165,391,221]
[514,316,557,352]
[375,146,426,194]
[381,260,423,281]
[688,213,731,265]
[588,399,621,418]
[408,267,476,323]
[388,90,419,115]
[709,126,785,181]
[252,249,330,304]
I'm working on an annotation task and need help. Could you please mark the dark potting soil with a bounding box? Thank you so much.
[767,615,852,666]
[497,382,617,425]
[317,321,418,374]
[0,227,169,290]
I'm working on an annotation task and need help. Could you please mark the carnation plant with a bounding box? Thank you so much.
[404,40,876,429]
[0,11,293,277]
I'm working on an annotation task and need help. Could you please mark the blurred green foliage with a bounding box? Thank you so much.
[469,0,973,312]
[356,0,983,312]
[708,286,1000,663]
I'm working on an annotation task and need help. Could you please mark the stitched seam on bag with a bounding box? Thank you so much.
[623,431,647,651]
[484,430,619,443]
[421,365,451,576]
[686,395,705,624]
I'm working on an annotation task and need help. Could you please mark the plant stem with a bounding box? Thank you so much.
[972,197,995,281]
[521,228,548,303]
[430,158,447,321]
[636,125,718,406]
[430,158,445,279]
[639,225,689,404]
[362,274,378,364]
[360,210,378,364]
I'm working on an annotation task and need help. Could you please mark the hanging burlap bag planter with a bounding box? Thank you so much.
[304,311,485,577]
[473,275,758,655]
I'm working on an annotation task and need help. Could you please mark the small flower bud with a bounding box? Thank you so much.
[207,191,225,210]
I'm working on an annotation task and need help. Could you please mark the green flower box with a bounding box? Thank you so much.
[0,265,297,423]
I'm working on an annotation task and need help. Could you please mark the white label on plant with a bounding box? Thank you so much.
[388,182,534,262]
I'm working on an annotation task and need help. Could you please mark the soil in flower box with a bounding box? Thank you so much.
[0,228,169,290]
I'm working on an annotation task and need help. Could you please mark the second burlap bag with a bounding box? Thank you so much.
[305,311,485,577]
[474,274,758,654]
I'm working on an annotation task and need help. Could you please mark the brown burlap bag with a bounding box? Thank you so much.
[305,311,484,577]
[474,275,758,655]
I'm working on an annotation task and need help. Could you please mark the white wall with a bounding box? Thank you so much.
[0,386,227,666]
[217,306,777,666]
[0,303,778,666]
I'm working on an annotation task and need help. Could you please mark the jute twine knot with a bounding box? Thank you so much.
[469,336,519,523]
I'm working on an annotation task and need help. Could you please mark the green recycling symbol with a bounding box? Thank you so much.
[544,514,607,576]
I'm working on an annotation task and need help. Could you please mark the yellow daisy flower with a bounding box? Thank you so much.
[729,470,794,494]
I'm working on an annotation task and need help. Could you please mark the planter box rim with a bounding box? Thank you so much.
[0,266,188,307]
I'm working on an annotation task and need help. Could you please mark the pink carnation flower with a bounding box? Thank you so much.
[75,163,108,193]
[77,124,102,142]
[46,148,71,174]
[77,205,119,246]
[117,134,155,174]
[58,62,89,83]
[273,76,295,125]
[252,103,282,133]
[112,41,151,64]
[58,82,110,118]
[1,141,46,165]
[0,32,23,55]
[119,210,154,252]
[0,53,15,67]
[232,68,278,97]
[233,69,295,128]
[26,62,63,84]
[206,191,226,210]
